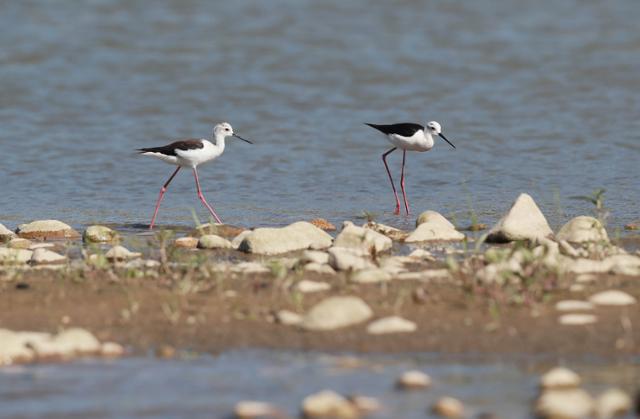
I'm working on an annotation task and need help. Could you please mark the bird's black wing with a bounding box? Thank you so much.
[138,139,204,156]
[365,123,424,137]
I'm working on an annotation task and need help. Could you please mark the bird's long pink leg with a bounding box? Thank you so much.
[382,147,401,215]
[193,167,223,224]
[149,166,181,230]
[400,149,410,215]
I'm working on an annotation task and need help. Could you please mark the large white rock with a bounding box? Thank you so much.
[231,230,252,249]
[406,211,464,242]
[557,216,609,243]
[595,388,632,419]
[416,210,456,228]
[0,248,33,264]
[366,316,416,334]
[29,328,101,357]
[301,390,359,419]
[31,248,67,265]
[328,247,374,271]
[334,222,392,253]
[540,367,581,389]
[83,225,119,243]
[0,329,35,365]
[486,193,553,243]
[535,389,594,419]
[301,250,330,265]
[0,223,16,242]
[16,220,80,240]
[588,290,636,306]
[301,296,373,331]
[198,234,232,249]
[239,222,332,255]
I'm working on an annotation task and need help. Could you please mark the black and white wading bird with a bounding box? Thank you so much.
[138,122,252,229]
[365,120,456,215]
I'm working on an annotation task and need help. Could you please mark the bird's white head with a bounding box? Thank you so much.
[425,121,442,135]
[212,122,253,144]
[214,122,234,137]
[425,120,455,149]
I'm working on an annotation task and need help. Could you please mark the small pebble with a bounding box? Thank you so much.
[569,284,585,293]
[301,390,359,419]
[535,388,594,419]
[431,397,464,418]
[275,310,303,326]
[589,290,637,306]
[234,401,281,419]
[558,314,597,325]
[101,342,125,357]
[295,279,331,293]
[348,395,381,414]
[367,316,417,335]
[105,245,141,261]
[540,367,581,389]
[595,388,632,419]
[396,370,431,390]
[174,237,199,249]
[155,344,176,359]
[554,300,594,312]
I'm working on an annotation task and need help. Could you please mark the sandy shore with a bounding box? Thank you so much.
[1,266,637,359]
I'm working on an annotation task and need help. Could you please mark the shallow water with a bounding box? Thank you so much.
[1,1,639,233]
[0,351,638,418]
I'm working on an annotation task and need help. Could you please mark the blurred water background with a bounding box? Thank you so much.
[1,351,638,418]
[1,0,638,232]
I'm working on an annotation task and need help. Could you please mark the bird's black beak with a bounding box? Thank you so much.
[439,133,456,149]
[233,134,253,144]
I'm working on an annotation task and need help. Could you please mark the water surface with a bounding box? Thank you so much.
[1,1,639,232]
[1,351,638,418]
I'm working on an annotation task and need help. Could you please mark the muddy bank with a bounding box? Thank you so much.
[1,267,637,359]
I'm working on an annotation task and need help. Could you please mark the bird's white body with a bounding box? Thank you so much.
[139,122,252,229]
[142,139,224,168]
[366,120,455,216]
[386,131,434,152]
